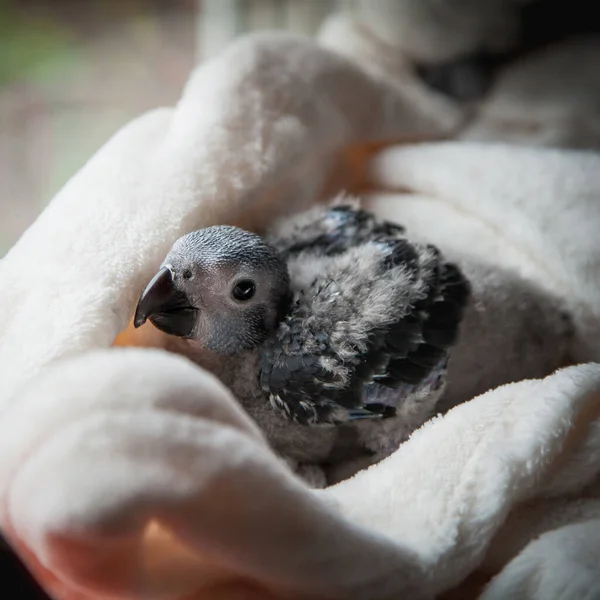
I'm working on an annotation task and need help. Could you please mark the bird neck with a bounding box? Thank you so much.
[164,335,259,393]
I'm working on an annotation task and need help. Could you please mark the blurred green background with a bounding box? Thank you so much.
[0,0,198,256]
[0,0,343,256]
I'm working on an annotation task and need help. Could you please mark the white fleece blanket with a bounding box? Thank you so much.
[1,31,600,600]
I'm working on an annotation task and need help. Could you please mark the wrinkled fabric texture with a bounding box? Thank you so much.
[1,20,600,600]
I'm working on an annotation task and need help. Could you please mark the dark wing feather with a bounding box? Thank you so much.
[265,200,406,259]
[259,236,470,425]
[374,258,470,388]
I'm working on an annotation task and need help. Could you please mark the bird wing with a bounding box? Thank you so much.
[265,200,406,258]
[258,236,470,425]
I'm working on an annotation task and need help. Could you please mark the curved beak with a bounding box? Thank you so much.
[133,266,197,338]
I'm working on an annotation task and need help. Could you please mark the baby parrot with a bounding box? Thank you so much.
[134,199,570,486]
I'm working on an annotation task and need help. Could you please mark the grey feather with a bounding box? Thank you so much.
[258,237,467,426]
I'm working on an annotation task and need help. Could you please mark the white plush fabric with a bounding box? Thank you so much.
[2,350,600,600]
[1,28,600,600]
[319,10,600,151]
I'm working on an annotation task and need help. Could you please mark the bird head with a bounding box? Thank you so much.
[134,226,290,355]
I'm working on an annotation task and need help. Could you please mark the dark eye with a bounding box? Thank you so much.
[182,269,193,280]
[232,279,256,301]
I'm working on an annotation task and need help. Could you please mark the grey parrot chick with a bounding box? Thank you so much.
[134,201,471,486]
